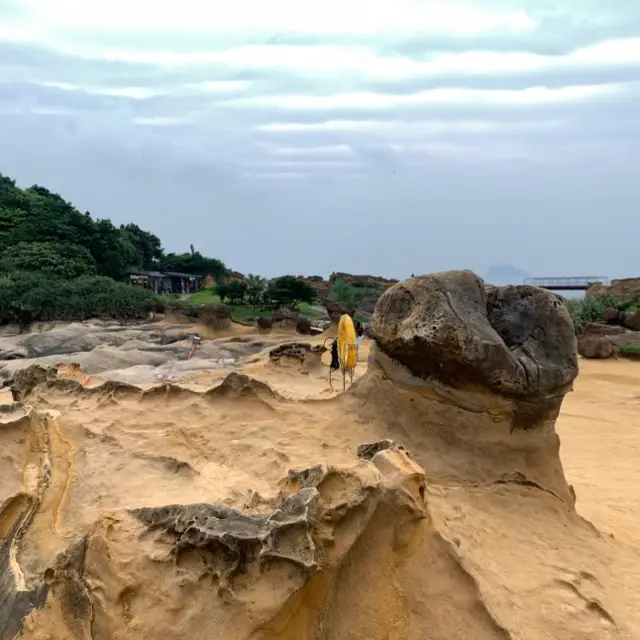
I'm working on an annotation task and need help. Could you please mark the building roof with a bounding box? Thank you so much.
[127,269,203,279]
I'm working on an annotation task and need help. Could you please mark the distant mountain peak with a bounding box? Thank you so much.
[485,264,532,285]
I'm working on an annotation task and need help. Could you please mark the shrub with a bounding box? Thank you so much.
[329,278,379,307]
[0,271,164,327]
[564,292,639,335]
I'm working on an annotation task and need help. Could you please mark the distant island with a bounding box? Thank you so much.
[485,264,532,285]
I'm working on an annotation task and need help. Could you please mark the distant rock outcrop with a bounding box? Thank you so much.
[329,271,398,289]
[296,275,331,299]
[577,322,640,359]
[164,300,232,331]
[587,277,640,301]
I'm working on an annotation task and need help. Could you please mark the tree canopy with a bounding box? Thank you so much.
[0,173,228,281]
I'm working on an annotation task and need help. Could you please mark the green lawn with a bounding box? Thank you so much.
[187,289,221,305]
[185,289,326,322]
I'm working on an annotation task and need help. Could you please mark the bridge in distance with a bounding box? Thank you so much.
[524,277,609,291]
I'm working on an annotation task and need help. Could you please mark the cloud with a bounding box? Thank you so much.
[0,1,639,280]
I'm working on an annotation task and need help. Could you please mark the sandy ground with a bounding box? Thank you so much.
[557,358,640,550]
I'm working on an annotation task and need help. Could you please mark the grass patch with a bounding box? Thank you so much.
[188,289,221,305]
[185,290,326,322]
[614,343,640,359]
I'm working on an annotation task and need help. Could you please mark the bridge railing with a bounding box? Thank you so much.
[524,276,609,288]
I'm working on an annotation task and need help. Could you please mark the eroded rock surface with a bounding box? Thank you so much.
[371,270,578,430]
[268,342,326,374]
[0,321,266,386]
[2,269,640,640]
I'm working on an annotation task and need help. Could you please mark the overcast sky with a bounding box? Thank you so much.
[0,1,638,280]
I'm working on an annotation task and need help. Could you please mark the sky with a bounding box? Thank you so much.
[0,1,639,280]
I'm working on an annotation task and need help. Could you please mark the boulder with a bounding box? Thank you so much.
[322,299,355,324]
[371,270,578,429]
[578,334,614,359]
[272,310,299,327]
[197,303,233,331]
[623,310,640,331]
[577,322,640,358]
[601,307,640,331]
[296,316,313,335]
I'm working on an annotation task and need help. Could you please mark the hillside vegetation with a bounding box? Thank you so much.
[0,173,227,326]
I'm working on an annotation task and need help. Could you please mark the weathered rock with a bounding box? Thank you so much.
[8,435,425,640]
[578,334,614,359]
[371,271,578,418]
[329,272,397,289]
[0,322,265,386]
[271,310,299,328]
[587,277,640,301]
[269,342,327,373]
[296,275,331,299]
[577,322,640,358]
[622,310,640,331]
[165,301,232,329]
[322,299,355,324]
[602,307,622,324]
[257,316,273,330]
[296,316,312,335]
[601,307,640,331]
[198,304,233,331]
[582,322,627,336]
[130,489,322,587]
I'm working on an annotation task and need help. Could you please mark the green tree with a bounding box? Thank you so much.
[1,241,97,278]
[264,276,316,309]
[121,223,163,270]
[162,249,228,282]
[215,279,247,304]
[88,219,137,280]
[245,274,267,306]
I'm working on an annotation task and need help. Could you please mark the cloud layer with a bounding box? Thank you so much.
[1,0,639,279]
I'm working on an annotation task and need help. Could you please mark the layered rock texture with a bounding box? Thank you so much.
[1,270,639,640]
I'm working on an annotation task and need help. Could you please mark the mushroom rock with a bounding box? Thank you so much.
[366,269,578,503]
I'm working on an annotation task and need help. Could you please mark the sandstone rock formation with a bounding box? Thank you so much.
[371,270,578,433]
[296,275,331,299]
[602,307,640,331]
[268,342,327,374]
[2,269,639,640]
[322,299,356,333]
[165,301,233,331]
[329,271,398,289]
[587,277,640,301]
[0,321,264,386]
[577,322,640,359]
